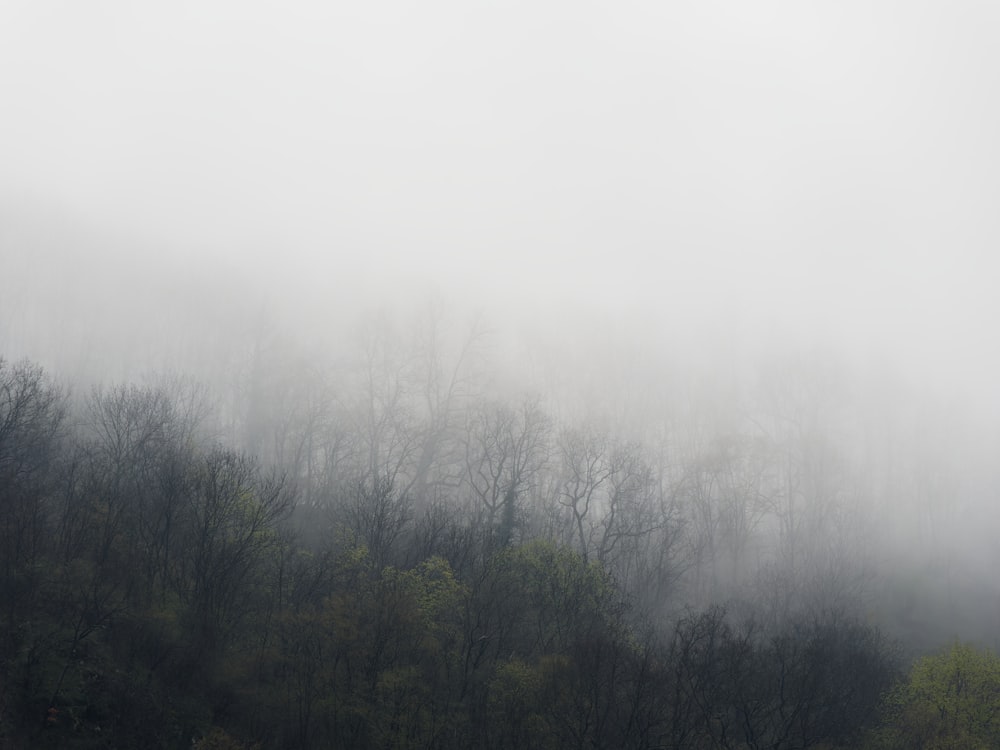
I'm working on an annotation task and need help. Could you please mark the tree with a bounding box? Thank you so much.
[405,303,487,507]
[868,642,1000,749]
[679,434,778,606]
[343,476,411,570]
[667,607,897,750]
[348,313,421,491]
[179,448,293,655]
[466,541,637,749]
[554,426,613,561]
[463,398,550,547]
[0,359,66,622]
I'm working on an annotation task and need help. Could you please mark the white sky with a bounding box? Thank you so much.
[2,1,999,398]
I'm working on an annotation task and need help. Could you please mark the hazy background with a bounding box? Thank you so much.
[2,1,999,405]
[4,1,1000,664]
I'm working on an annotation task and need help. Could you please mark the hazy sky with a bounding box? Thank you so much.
[3,1,999,398]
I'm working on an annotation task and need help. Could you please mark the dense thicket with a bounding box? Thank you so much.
[0,345,994,749]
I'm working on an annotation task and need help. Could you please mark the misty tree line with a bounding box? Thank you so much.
[227,311,964,628]
[0,308,997,748]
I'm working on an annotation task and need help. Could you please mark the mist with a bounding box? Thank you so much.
[3,2,1000,746]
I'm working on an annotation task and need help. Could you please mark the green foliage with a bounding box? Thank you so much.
[194,726,260,749]
[867,642,1000,750]
[384,555,466,659]
[493,539,625,653]
[487,658,551,749]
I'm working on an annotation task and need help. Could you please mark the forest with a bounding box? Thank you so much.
[2,298,999,749]
[5,1,1000,747]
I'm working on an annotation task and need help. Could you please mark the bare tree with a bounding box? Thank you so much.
[555,426,614,561]
[404,304,488,506]
[343,476,411,569]
[180,448,294,649]
[343,314,421,491]
[463,397,550,546]
[0,359,66,620]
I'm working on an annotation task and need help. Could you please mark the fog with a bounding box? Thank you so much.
[3,1,1000,652]
[6,2,1000,373]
